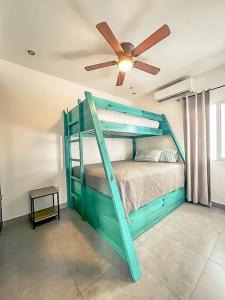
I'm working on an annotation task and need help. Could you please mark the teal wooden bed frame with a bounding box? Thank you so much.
[63,91,185,281]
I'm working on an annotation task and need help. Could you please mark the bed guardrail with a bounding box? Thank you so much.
[66,93,166,138]
[93,96,164,122]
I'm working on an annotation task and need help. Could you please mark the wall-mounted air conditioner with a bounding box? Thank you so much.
[154,78,195,103]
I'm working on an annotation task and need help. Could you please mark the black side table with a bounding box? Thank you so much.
[0,187,3,232]
[30,186,60,229]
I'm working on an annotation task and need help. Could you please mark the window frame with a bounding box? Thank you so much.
[211,100,225,161]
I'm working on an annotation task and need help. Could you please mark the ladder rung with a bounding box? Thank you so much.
[68,120,78,126]
[70,133,81,137]
[71,158,80,162]
[69,139,80,143]
[71,175,81,182]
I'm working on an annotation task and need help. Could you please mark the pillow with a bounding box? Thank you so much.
[160,149,178,163]
[135,149,162,162]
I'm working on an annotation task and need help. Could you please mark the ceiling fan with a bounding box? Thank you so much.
[84,22,171,86]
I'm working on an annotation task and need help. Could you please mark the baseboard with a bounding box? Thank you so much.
[212,202,225,210]
[3,202,67,227]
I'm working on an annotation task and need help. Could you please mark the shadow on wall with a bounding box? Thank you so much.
[49,114,66,202]
[1,113,66,220]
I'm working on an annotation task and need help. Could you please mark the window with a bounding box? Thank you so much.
[210,101,225,160]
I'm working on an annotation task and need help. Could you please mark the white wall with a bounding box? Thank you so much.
[0,59,133,221]
[133,63,225,205]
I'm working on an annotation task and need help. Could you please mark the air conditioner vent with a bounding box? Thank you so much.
[154,78,195,103]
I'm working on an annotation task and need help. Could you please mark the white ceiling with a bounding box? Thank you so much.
[0,0,225,100]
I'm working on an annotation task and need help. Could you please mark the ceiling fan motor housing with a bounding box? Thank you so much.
[120,42,134,56]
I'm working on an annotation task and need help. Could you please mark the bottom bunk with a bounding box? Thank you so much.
[72,160,184,216]
[70,160,185,267]
[72,185,185,260]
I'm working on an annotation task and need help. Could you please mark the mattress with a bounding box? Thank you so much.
[97,108,159,129]
[73,160,184,215]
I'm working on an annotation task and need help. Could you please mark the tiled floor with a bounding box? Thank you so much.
[0,203,225,300]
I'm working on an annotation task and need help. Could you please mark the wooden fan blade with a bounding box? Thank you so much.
[96,22,124,56]
[132,24,171,57]
[84,61,117,71]
[134,61,160,75]
[116,71,125,86]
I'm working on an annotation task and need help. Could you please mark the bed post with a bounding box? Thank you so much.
[78,99,85,219]
[85,91,141,281]
[63,110,72,208]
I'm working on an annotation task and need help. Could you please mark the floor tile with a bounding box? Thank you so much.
[137,230,207,300]
[210,233,225,267]
[0,224,59,277]
[190,260,225,300]
[0,254,79,300]
[74,293,84,300]
[59,231,119,292]
[159,215,219,257]
[134,226,157,247]
[222,226,225,235]
[175,203,225,232]
[81,259,180,300]
[0,217,39,248]
[50,219,87,244]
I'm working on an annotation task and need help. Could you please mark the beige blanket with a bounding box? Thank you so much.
[73,160,184,215]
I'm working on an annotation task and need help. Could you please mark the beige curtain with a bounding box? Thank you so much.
[184,91,211,205]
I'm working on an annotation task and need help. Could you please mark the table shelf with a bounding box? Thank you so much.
[34,206,58,223]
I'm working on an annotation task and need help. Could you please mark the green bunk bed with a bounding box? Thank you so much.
[63,91,185,281]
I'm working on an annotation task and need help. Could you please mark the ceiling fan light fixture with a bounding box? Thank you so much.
[118,57,133,72]
[85,22,171,86]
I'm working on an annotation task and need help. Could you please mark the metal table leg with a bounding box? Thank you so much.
[30,195,35,229]
[57,192,60,220]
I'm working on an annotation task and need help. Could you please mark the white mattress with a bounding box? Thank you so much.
[97,108,159,129]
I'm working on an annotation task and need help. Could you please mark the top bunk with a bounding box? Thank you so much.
[64,91,170,138]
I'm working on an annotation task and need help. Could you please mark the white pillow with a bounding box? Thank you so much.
[160,149,178,163]
[135,149,162,162]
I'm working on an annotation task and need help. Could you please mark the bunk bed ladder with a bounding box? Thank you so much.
[85,91,141,282]
[78,100,85,219]
[63,110,73,208]
[64,101,84,211]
